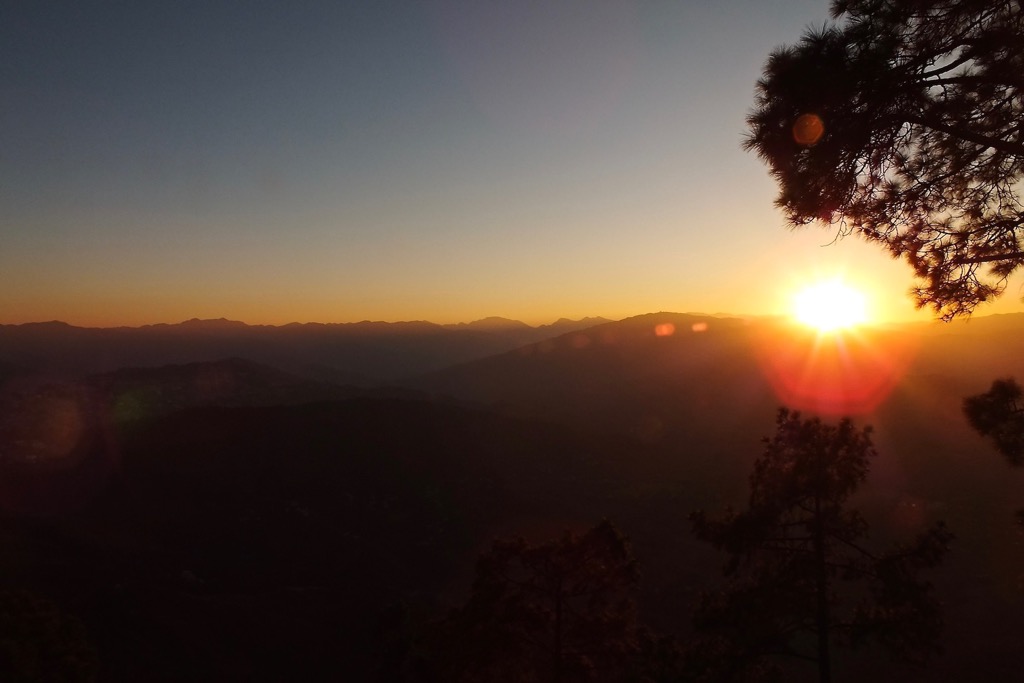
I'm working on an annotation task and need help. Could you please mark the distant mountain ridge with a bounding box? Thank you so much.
[411,310,1024,441]
[411,311,765,440]
[442,315,610,334]
[3,311,1023,390]
[0,315,612,384]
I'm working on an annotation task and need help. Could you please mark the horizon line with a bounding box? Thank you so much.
[0,311,776,330]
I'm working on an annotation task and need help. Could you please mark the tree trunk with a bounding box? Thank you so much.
[814,492,831,683]
[553,578,563,683]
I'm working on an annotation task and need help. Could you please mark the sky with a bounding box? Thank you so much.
[4,0,1023,327]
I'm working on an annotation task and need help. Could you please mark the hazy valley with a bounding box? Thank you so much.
[1,312,1023,680]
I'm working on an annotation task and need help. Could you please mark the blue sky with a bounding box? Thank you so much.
[4,0,1019,326]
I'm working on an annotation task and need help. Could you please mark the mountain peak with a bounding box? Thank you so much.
[444,317,532,332]
[547,316,611,327]
[19,320,74,329]
[178,318,248,329]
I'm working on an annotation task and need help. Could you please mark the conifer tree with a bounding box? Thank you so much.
[691,409,951,682]
[964,378,1024,526]
[746,0,1024,319]
[964,377,1024,465]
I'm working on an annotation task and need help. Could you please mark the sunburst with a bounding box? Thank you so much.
[792,279,868,333]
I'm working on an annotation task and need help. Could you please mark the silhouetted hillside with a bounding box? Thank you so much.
[413,313,777,458]
[413,311,1024,434]
[87,358,364,413]
[0,398,649,681]
[3,312,1024,680]
[0,316,611,385]
[0,358,423,465]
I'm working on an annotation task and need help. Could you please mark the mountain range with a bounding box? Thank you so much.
[0,316,611,384]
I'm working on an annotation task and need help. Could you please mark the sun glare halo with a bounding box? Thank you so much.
[792,280,868,333]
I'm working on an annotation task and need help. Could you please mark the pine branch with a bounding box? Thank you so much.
[904,114,1024,157]
[951,250,1024,265]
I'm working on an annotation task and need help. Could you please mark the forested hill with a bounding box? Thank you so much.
[0,397,650,681]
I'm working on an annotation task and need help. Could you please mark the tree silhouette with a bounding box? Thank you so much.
[745,0,1024,319]
[0,590,98,683]
[964,377,1024,526]
[691,409,951,682]
[964,377,1024,466]
[430,520,641,682]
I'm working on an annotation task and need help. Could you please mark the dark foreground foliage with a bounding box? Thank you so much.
[426,520,641,682]
[964,377,1024,466]
[690,409,951,682]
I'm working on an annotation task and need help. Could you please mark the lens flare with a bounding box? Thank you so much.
[756,324,917,415]
[792,113,825,146]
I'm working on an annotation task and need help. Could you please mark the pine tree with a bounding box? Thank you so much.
[746,0,1024,319]
[690,409,951,682]
[964,377,1024,526]
[964,377,1024,465]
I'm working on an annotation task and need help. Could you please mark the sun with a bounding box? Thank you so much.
[792,279,869,333]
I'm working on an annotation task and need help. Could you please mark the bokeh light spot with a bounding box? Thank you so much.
[655,323,676,337]
[792,113,825,146]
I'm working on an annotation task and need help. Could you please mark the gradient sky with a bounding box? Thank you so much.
[4,0,1022,327]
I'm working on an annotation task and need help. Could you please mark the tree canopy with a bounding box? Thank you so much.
[964,378,1024,528]
[964,377,1024,465]
[430,520,641,682]
[746,0,1024,319]
[0,590,97,683]
[691,409,951,682]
